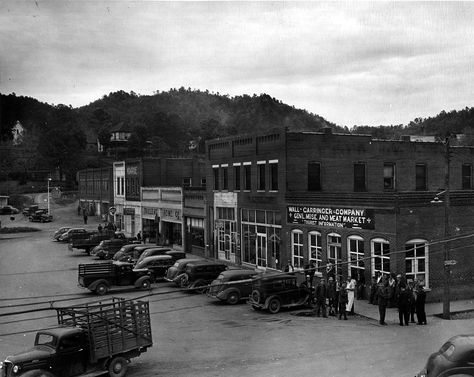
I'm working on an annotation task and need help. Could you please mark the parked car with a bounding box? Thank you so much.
[164,258,203,286]
[29,209,53,222]
[416,334,474,377]
[90,238,135,259]
[22,204,39,216]
[0,205,20,215]
[248,272,312,314]
[208,269,263,305]
[165,250,186,261]
[134,255,175,281]
[78,261,153,295]
[52,226,71,241]
[180,261,228,293]
[58,228,89,243]
[127,244,159,263]
[113,244,142,262]
[135,247,172,265]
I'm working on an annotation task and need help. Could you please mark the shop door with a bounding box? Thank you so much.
[256,233,267,268]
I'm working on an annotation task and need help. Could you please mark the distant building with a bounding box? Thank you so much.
[11,121,24,145]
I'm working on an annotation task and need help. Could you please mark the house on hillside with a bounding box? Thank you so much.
[97,121,132,158]
[11,121,24,145]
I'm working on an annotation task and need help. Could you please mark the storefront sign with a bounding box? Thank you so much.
[287,205,375,229]
[143,207,159,216]
[162,208,182,222]
[123,207,135,216]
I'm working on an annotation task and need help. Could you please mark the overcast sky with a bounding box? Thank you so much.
[1,1,474,127]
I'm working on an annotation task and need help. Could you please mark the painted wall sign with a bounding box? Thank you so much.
[287,205,375,229]
[162,208,182,222]
[123,207,135,216]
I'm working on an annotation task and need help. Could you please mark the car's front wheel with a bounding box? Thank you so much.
[267,297,281,314]
[179,274,189,288]
[95,283,108,295]
[226,291,240,305]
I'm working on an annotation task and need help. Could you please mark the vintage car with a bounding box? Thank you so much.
[58,228,89,243]
[180,260,228,293]
[135,246,172,265]
[52,226,71,241]
[113,244,142,262]
[417,334,474,377]
[208,269,263,305]
[29,209,53,222]
[0,205,20,215]
[90,238,135,259]
[22,204,39,216]
[248,272,312,314]
[127,244,159,263]
[134,255,175,281]
[164,258,203,285]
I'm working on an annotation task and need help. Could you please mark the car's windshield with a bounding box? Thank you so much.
[35,333,57,348]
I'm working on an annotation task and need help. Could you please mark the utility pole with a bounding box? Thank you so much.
[443,137,451,320]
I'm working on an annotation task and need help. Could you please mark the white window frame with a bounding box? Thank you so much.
[405,239,429,288]
[291,229,304,270]
[348,235,365,278]
[327,233,342,277]
[371,238,390,277]
[308,231,322,269]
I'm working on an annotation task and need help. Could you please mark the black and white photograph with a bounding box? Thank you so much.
[1,2,474,377]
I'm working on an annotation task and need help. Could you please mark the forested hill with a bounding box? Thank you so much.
[352,107,474,140]
[77,88,339,154]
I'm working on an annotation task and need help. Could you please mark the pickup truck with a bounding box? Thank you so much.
[0,297,152,377]
[90,238,138,260]
[69,231,129,255]
[78,261,153,295]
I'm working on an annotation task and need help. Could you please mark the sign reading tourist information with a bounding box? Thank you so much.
[287,206,375,229]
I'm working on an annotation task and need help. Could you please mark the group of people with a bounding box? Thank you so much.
[286,260,428,326]
[369,272,427,326]
[97,222,117,233]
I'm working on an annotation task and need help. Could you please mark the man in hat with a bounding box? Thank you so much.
[327,276,337,316]
[314,272,327,318]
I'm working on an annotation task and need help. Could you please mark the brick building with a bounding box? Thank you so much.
[77,166,113,218]
[206,129,474,302]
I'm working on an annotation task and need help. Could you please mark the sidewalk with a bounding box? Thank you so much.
[354,297,474,323]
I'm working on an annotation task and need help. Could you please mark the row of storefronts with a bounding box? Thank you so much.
[78,131,474,301]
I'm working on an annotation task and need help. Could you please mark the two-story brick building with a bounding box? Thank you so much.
[206,129,474,301]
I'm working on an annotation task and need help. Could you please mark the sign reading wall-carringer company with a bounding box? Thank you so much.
[287,205,375,229]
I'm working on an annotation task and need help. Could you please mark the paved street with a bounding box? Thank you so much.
[1,201,474,377]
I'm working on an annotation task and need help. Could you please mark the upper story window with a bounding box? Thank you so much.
[383,163,395,190]
[183,177,192,187]
[269,160,278,191]
[244,163,251,191]
[462,164,472,189]
[200,177,206,188]
[222,165,229,190]
[415,164,427,190]
[257,161,266,191]
[354,163,366,192]
[308,162,321,191]
[405,239,429,288]
[213,166,219,190]
[233,164,241,191]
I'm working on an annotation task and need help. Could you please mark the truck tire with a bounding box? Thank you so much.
[108,356,128,377]
[139,277,151,290]
[95,283,109,295]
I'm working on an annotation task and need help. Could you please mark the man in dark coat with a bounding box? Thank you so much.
[314,275,327,318]
[397,282,411,326]
[377,275,389,325]
[338,281,348,320]
[416,283,427,325]
[327,276,337,316]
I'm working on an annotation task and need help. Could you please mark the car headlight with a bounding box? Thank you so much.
[12,364,20,373]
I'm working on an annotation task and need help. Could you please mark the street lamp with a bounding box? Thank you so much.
[47,177,52,215]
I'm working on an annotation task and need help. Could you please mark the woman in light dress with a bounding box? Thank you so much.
[346,276,356,314]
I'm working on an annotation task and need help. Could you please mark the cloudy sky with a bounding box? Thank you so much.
[1,1,474,127]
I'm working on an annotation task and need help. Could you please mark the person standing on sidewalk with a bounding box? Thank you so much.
[346,276,356,315]
[416,283,427,325]
[397,282,411,326]
[338,281,348,320]
[327,276,337,316]
[314,275,328,317]
[377,275,389,325]
[407,279,417,323]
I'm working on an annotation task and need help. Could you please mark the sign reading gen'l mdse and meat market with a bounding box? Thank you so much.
[287,206,375,229]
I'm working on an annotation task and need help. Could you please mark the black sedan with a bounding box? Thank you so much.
[0,205,20,215]
[417,334,474,377]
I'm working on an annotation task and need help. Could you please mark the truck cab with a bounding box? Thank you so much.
[1,327,88,377]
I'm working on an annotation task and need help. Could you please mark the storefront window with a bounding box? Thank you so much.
[241,209,282,269]
[405,239,429,287]
[308,231,322,269]
[216,207,236,261]
[348,235,365,279]
[291,229,304,269]
[327,233,342,278]
[186,218,204,248]
[371,238,390,276]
